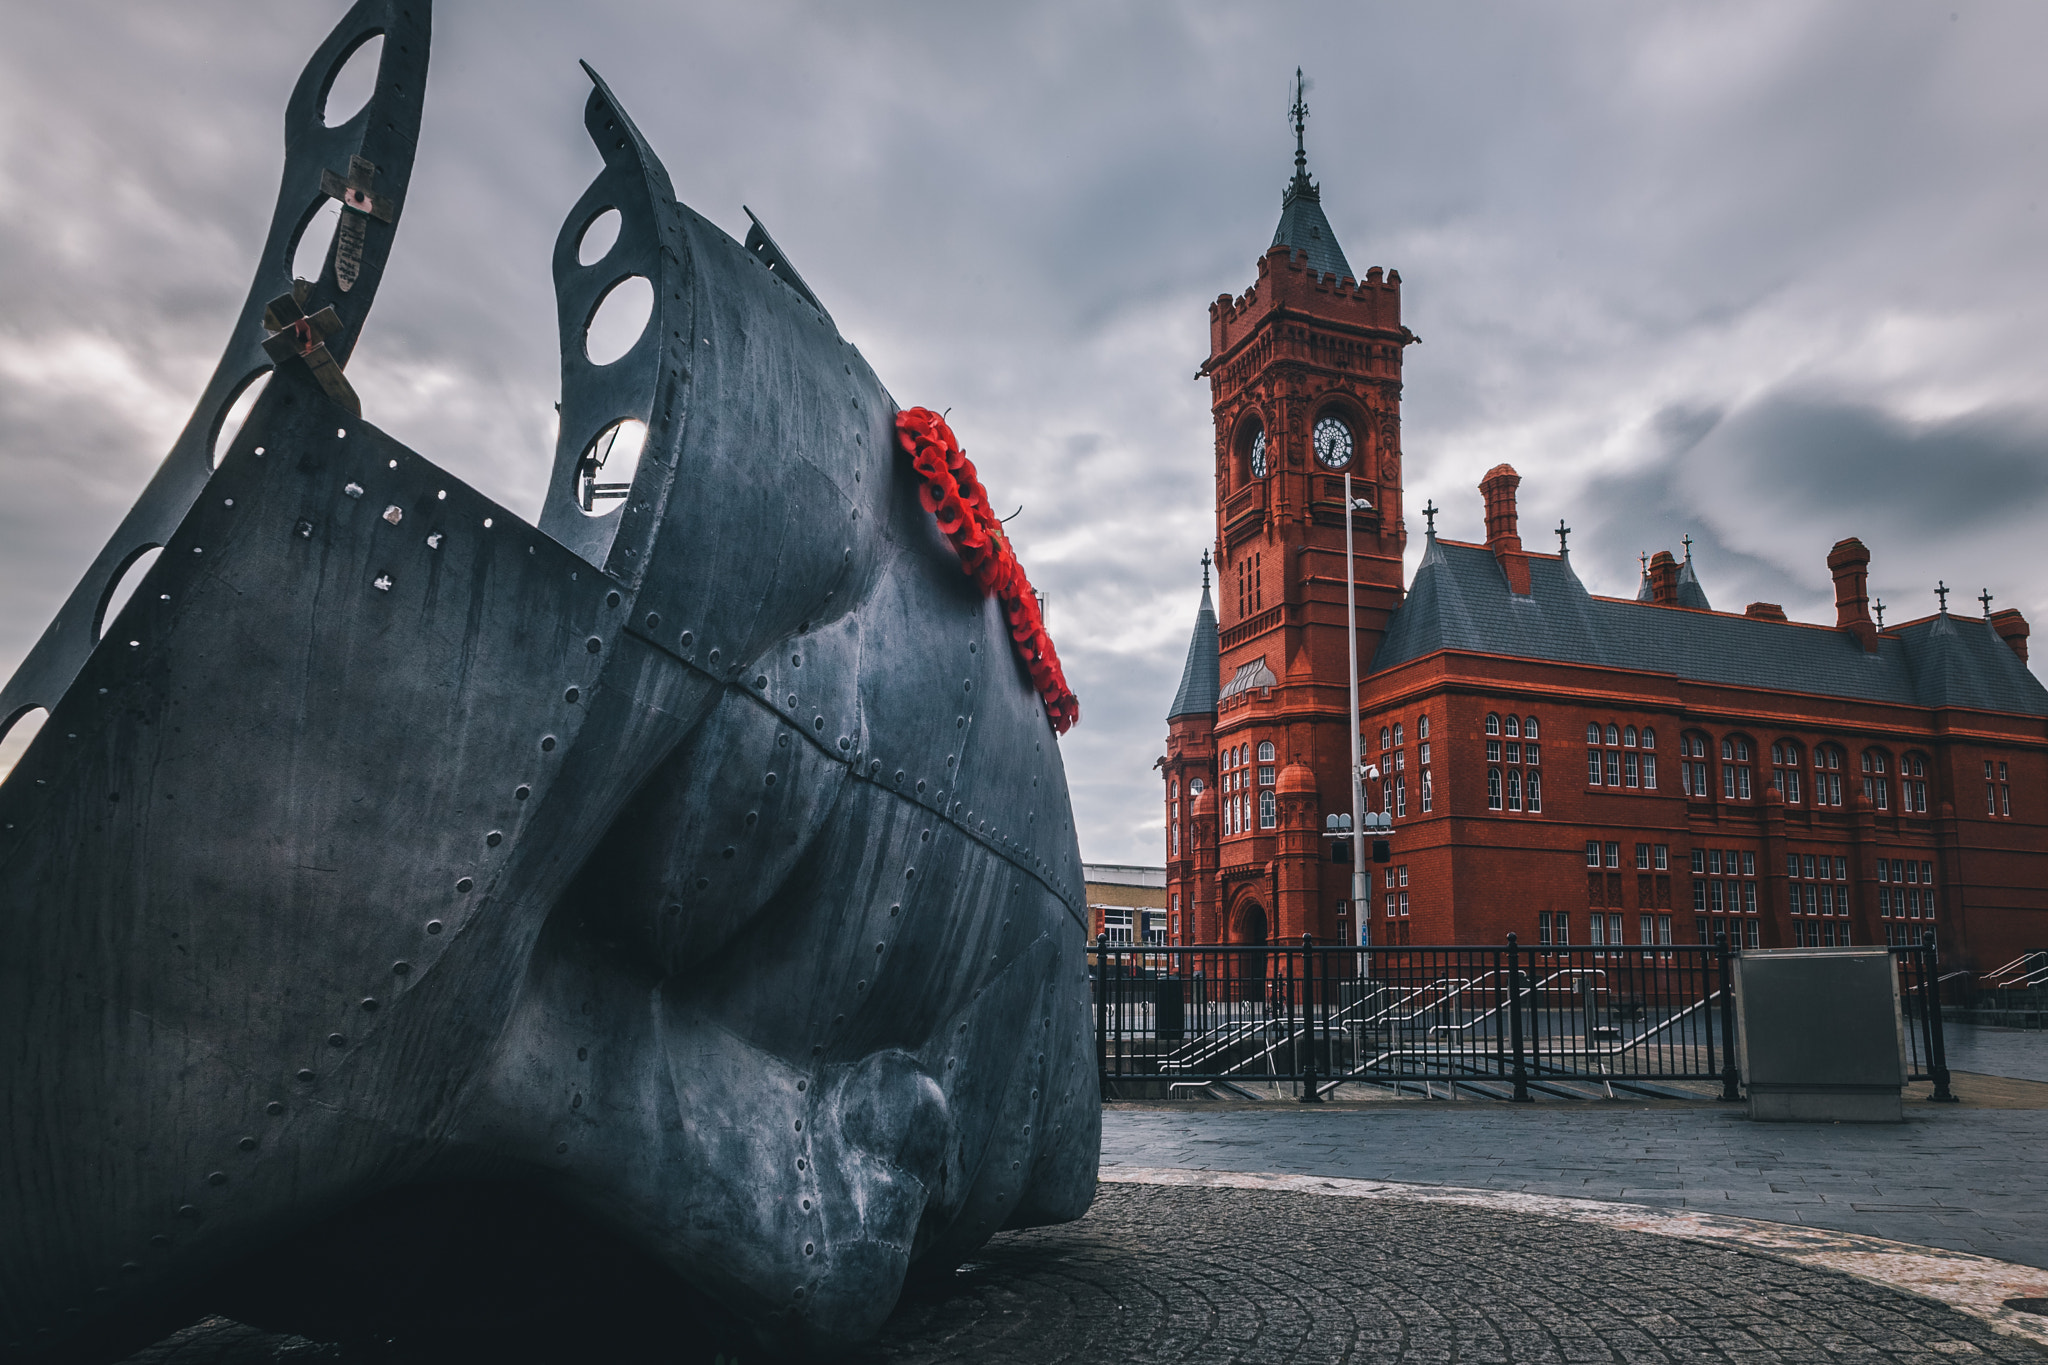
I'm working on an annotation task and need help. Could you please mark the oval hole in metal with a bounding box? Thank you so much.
[577,208,621,267]
[210,369,272,470]
[95,546,163,642]
[292,198,342,285]
[575,419,646,517]
[0,706,49,784]
[321,33,384,128]
[584,275,653,366]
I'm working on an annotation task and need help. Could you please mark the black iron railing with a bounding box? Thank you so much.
[1090,932,1952,1103]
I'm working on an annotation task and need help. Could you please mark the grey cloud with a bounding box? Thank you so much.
[4,1,2046,863]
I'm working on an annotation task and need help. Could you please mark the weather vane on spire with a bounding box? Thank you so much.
[1290,68,1310,179]
[1201,547,1212,588]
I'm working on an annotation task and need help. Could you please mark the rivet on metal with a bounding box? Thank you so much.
[327,1034,346,1048]
[456,877,473,893]
[426,920,444,935]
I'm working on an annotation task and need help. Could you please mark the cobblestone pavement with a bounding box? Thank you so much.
[1104,1104,2048,1270]
[118,1184,2048,1364]
[856,1184,2047,1363]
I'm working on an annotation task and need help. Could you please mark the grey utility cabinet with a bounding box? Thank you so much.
[1734,947,1906,1122]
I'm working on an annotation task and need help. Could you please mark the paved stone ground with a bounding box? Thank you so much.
[1103,1104,2048,1270]
[1947,1025,2048,1085]
[119,1184,2044,1363]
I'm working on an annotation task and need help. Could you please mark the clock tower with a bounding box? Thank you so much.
[1168,72,1416,948]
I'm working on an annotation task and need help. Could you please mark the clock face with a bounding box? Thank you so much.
[1248,429,1268,479]
[1314,415,1354,470]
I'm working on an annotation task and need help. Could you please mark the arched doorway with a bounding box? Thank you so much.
[1229,899,1268,1001]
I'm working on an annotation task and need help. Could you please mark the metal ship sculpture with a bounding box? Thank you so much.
[0,4,1097,1359]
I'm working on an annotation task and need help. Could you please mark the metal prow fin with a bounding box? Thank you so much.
[0,0,431,749]
[743,208,829,320]
[533,64,693,579]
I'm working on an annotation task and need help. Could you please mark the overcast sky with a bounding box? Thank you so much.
[3,2,2045,863]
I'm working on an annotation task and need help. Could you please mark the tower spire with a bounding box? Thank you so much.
[1290,68,1309,185]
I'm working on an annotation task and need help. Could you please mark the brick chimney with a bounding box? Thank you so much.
[1826,537,1879,653]
[1991,607,2031,662]
[1745,601,1788,621]
[1479,464,1530,593]
[1648,550,1678,605]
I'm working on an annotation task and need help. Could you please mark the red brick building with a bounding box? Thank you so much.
[1159,112,2048,976]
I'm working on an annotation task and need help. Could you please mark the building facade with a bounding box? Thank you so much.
[1161,114,2048,976]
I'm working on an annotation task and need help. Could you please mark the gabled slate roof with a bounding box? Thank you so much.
[1168,581,1219,720]
[1370,538,2048,716]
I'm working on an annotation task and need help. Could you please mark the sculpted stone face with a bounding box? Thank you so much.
[0,5,1098,1360]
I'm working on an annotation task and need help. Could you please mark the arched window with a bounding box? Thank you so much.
[1506,768,1523,811]
[1524,716,1540,739]
[1259,790,1276,828]
[1504,715,1520,738]
[1257,740,1275,763]
[1486,713,1501,736]
[1171,776,1180,797]
[1623,725,1638,747]
[1721,736,1755,800]
[1380,727,1391,750]
[1393,722,1405,747]
[1605,723,1620,746]
[1585,721,1601,744]
[1770,741,1802,803]
[1901,752,1930,813]
[1526,771,1543,812]
[1861,749,1892,810]
[1681,731,1713,797]
[1487,767,1503,810]
[1639,726,1654,749]
[1814,745,1846,806]
[1418,714,1431,739]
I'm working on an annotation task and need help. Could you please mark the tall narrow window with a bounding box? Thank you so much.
[1588,749,1603,785]
[1488,768,1503,810]
[1605,751,1621,785]
[1526,773,1542,812]
[1421,769,1433,813]
[1258,790,1276,829]
[1625,752,1640,788]
[1641,755,1657,791]
[1506,769,1522,811]
[1396,775,1407,817]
